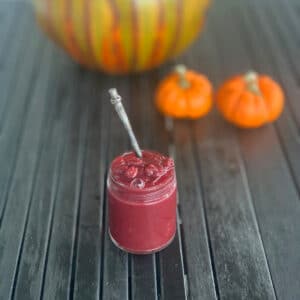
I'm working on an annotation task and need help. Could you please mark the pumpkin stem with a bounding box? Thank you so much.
[244,71,262,96]
[175,64,190,89]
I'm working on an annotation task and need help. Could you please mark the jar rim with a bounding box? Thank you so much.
[107,170,177,203]
[109,150,176,193]
[109,167,176,193]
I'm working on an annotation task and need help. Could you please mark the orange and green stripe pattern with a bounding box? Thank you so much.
[33,0,211,74]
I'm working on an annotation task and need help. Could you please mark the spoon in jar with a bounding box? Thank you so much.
[109,88,142,158]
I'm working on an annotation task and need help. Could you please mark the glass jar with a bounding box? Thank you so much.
[107,150,177,254]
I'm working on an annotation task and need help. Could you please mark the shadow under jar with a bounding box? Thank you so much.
[107,150,177,254]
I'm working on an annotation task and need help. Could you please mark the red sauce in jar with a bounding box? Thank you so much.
[108,150,177,254]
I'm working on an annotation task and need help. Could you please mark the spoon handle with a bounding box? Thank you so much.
[109,88,142,158]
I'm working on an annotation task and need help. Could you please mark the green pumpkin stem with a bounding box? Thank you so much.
[175,64,190,89]
[244,71,262,96]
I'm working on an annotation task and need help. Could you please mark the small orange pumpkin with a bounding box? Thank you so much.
[155,65,213,119]
[217,71,284,128]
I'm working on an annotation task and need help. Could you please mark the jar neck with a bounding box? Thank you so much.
[107,171,177,203]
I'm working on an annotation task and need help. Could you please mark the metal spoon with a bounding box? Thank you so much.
[109,88,142,158]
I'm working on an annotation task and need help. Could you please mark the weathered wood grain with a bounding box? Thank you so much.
[184,4,277,299]
[101,79,130,300]
[229,2,300,298]
[192,111,276,300]
[0,5,31,130]
[247,0,300,193]
[72,73,109,300]
[0,14,43,220]
[129,75,158,300]
[12,49,78,300]
[166,15,220,300]
[0,2,18,61]
[137,70,187,300]
[0,43,59,298]
[38,69,89,300]
[172,120,218,300]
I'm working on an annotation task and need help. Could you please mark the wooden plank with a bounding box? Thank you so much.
[0,43,58,299]
[158,235,186,300]
[185,4,276,299]
[101,79,129,300]
[238,0,300,175]
[72,73,111,300]
[39,70,90,300]
[131,255,157,300]
[0,6,31,129]
[245,0,300,193]
[165,14,222,299]
[212,0,300,298]
[101,71,186,300]
[254,0,300,127]
[137,70,187,300]
[129,75,158,300]
[172,121,218,300]
[238,128,300,300]
[0,2,17,58]
[193,113,276,300]
[264,0,300,84]
[229,2,300,298]
[12,53,80,300]
[0,13,43,219]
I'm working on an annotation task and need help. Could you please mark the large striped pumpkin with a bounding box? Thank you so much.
[33,0,211,74]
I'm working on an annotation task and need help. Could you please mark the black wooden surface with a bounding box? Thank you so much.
[1,0,300,299]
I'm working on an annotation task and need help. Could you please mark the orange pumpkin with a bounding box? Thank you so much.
[155,65,213,119]
[217,71,284,128]
[33,0,211,74]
